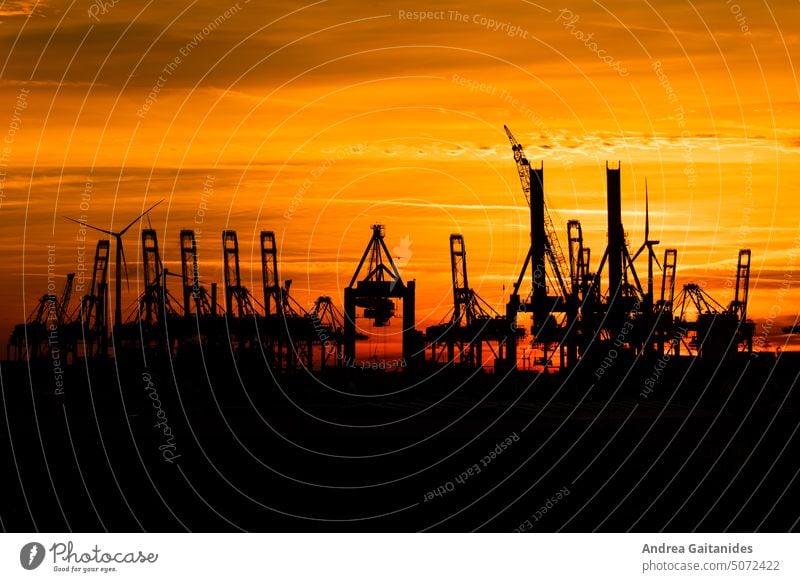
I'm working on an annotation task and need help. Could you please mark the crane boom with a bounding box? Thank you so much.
[504,125,531,206]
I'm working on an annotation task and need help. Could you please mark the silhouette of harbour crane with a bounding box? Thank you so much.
[425,234,510,368]
[344,225,420,366]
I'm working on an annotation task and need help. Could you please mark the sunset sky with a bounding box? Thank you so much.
[1,0,799,355]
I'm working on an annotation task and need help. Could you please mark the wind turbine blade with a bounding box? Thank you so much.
[650,247,662,270]
[63,216,115,236]
[632,244,646,262]
[119,199,164,235]
[120,238,130,291]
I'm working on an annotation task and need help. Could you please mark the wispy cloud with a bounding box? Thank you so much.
[0,1,43,17]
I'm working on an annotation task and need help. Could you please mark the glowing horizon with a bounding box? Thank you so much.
[1,0,799,355]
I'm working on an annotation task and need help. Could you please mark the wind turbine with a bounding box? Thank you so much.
[65,200,164,328]
[631,180,660,305]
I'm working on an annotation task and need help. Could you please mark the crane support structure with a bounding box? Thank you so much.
[659,249,677,311]
[426,234,509,368]
[730,249,751,321]
[590,164,645,311]
[654,248,678,355]
[310,296,346,367]
[674,249,754,359]
[222,230,256,319]
[140,229,175,326]
[504,125,570,302]
[260,231,282,317]
[179,229,214,317]
[74,239,110,358]
[344,224,420,367]
[59,273,75,325]
[503,125,573,371]
[256,231,333,372]
[7,273,75,360]
[451,233,469,324]
[11,241,110,361]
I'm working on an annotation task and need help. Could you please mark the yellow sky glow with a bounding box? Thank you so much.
[1,0,799,354]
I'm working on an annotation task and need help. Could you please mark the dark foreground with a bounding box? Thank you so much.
[1,347,799,532]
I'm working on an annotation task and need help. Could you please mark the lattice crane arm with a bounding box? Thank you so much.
[503,125,531,207]
[504,125,570,300]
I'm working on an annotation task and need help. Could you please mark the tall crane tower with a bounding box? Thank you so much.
[222,230,256,319]
[729,249,754,352]
[588,164,645,319]
[729,249,751,321]
[139,229,177,326]
[567,220,590,300]
[260,231,283,317]
[503,125,570,302]
[256,230,323,372]
[503,125,573,370]
[654,248,678,355]
[179,229,215,317]
[73,239,111,357]
[659,249,678,314]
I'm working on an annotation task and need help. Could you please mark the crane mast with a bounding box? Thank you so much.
[222,230,256,318]
[503,125,569,300]
[729,249,751,321]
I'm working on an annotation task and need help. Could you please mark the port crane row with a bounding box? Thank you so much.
[8,126,755,372]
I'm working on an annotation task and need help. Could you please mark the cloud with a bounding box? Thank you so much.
[0,1,43,17]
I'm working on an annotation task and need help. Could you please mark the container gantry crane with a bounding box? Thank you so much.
[138,229,179,326]
[729,249,754,353]
[260,231,283,317]
[7,273,75,360]
[180,229,216,317]
[674,249,753,359]
[257,230,330,372]
[344,224,420,367]
[72,239,110,358]
[654,248,678,355]
[310,296,347,368]
[425,234,510,368]
[222,230,257,319]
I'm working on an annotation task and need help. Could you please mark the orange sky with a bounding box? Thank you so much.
[1,0,799,355]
